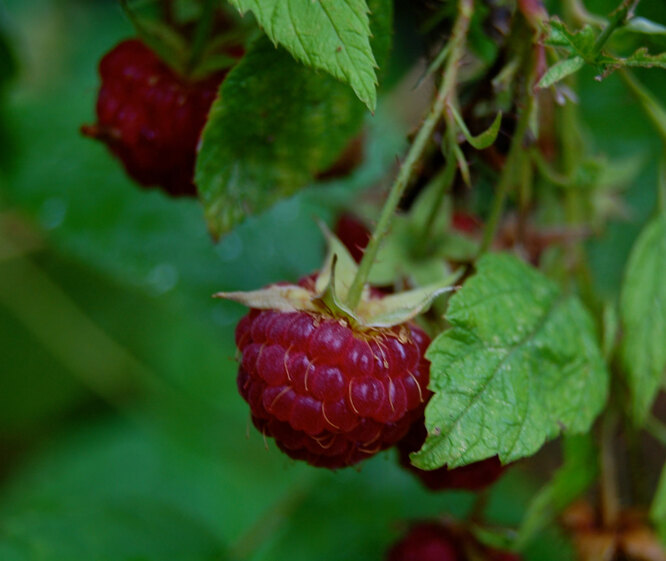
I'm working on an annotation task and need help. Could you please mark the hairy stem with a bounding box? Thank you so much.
[590,0,640,58]
[346,0,474,309]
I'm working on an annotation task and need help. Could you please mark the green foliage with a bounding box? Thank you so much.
[2,0,666,559]
[196,36,365,237]
[227,0,379,110]
[620,215,666,423]
[197,0,391,237]
[540,15,666,86]
[413,254,608,469]
[538,56,585,88]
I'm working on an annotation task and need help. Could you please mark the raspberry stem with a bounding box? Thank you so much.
[476,21,539,258]
[346,0,474,309]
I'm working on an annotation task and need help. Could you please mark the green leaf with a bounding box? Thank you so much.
[545,19,598,58]
[599,48,666,77]
[451,107,503,150]
[620,216,666,424]
[515,434,598,548]
[538,56,585,88]
[195,35,365,237]
[228,0,378,110]
[412,253,609,469]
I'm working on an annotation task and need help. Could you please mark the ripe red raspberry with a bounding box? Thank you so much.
[386,523,459,561]
[234,305,431,469]
[334,213,371,263]
[397,417,505,491]
[451,211,482,235]
[386,522,523,561]
[82,39,230,197]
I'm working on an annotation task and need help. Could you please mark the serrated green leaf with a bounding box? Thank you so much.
[545,19,598,58]
[620,216,666,424]
[599,48,666,77]
[538,56,585,88]
[515,434,598,548]
[195,36,365,237]
[228,0,378,110]
[412,253,608,469]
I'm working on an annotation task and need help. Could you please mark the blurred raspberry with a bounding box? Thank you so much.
[83,39,232,196]
[397,416,505,491]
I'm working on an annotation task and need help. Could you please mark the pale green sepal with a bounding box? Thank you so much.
[358,271,461,327]
[213,285,316,312]
[312,255,362,325]
[315,224,360,303]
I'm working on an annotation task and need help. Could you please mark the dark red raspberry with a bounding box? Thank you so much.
[386,522,523,561]
[235,307,431,469]
[334,213,371,263]
[82,39,231,197]
[451,211,482,235]
[386,523,459,561]
[397,417,505,491]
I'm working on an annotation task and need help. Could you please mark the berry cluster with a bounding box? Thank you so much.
[235,306,431,468]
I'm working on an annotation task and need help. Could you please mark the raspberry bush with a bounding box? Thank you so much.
[2,0,666,560]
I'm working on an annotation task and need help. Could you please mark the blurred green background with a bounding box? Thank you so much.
[0,0,665,559]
